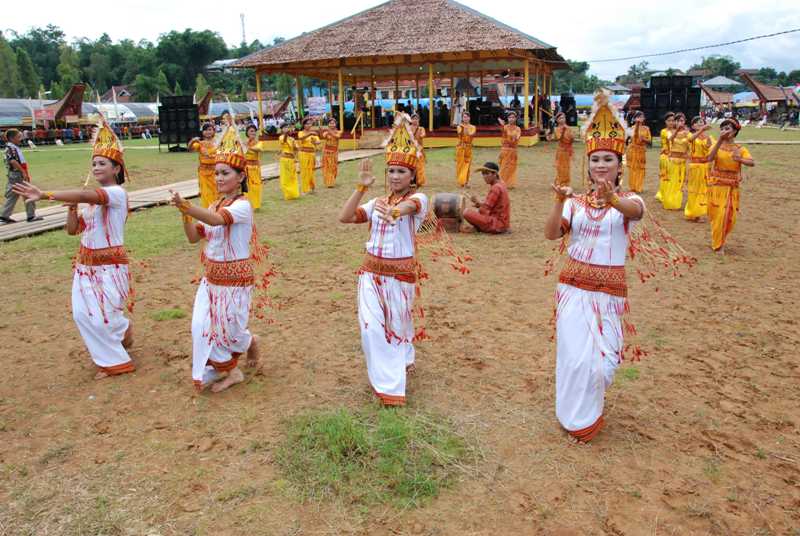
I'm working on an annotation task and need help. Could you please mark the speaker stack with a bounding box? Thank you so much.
[639,76,701,134]
[159,95,200,147]
[559,93,578,127]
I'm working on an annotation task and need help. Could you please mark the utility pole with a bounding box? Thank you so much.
[240,13,246,46]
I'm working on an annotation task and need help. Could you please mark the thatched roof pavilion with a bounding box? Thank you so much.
[234,0,567,146]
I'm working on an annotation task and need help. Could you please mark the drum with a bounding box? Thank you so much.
[432,193,466,233]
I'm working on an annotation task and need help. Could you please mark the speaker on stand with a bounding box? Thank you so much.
[159,95,200,152]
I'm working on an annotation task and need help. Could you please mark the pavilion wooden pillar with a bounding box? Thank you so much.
[523,60,530,129]
[479,71,484,98]
[450,65,455,125]
[534,65,540,128]
[394,68,399,112]
[415,74,420,112]
[428,63,434,132]
[370,69,376,128]
[255,69,264,132]
[337,68,344,131]
[295,76,304,119]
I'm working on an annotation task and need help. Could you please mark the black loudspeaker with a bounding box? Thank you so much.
[159,103,200,145]
[671,89,687,110]
[639,88,654,109]
[651,76,670,90]
[655,92,671,108]
[687,87,701,108]
[671,76,692,89]
[566,111,578,127]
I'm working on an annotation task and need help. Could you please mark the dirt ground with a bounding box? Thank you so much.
[0,139,798,536]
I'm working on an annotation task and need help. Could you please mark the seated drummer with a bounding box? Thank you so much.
[463,162,510,234]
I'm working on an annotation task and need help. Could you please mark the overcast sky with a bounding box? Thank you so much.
[4,0,799,80]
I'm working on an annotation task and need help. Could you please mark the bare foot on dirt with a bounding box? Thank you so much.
[122,323,134,349]
[211,367,244,393]
[406,363,416,376]
[246,336,260,368]
[94,370,110,380]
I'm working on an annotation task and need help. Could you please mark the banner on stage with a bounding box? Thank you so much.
[307,97,327,116]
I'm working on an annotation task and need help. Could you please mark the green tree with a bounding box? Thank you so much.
[174,80,183,95]
[155,29,228,92]
[0,32,22,97]
[50,80,64,99]
[195,73,210,98]
[85,51,112,92]
[16,47,41,97]
[787,70,800,84]
[689,55,741,78]
[9,25,65,88]
[56,44,81,88]
[553,60,609,94]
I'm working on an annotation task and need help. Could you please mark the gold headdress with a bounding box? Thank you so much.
[215,124,247,171]
[92,116,127,180]
[583,91,627,156]
[385,113,419,170]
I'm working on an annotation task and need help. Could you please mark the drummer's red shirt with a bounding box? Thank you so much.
[479,181,510,232]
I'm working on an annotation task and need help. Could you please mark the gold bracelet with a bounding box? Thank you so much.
[609,194,621,207]
[391,207,401,219]
[177,199,192,214]
[356,184,369,193]
[67,204,77,212]
[44,191,56,201]
[182,214,193,224]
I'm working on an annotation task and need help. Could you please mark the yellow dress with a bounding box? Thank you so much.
[296,130,319,193]
[655,128,672,203]
[663,129,690,210]
[708,143,752,251]
[684,133,714,220]
[626,124,651,192]
[245,139,269,209]
[499,124,521,189]
[278,134,300,200]
[554,126,574,187]
[413,126,427,187]
[321,129,342,188]
[455,124,476,187]
[188,139,218,208]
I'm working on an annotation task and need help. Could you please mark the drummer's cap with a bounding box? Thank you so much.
[475,161,499,174]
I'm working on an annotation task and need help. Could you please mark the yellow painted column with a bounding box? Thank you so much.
[415,74,420,112]
[337,68,344,131]
[370,70,376,128]
[523,60,530,129]
[295,76,303,118]
[428,63,434,132]
[256,69,264,132]
[394,68,399,112]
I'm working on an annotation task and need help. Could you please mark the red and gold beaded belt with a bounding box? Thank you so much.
[359,253,418,284]
[78,245,129,266]
[204,257,254,287]
[323,145,338,153]
[559,258,627,297]
[690,156,707,164]
[457,142,473,148]
[297,147,315,153]
[708,167,740,187]
[669,151,688,159]
[280,152,295,159]
[246,159,259,166]
[502,141,517,148]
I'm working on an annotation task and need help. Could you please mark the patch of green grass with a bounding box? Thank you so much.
[276,406,470,509]
[618,366,640,383]
[755,447,767,460]
[150,307,187,321]
[702,456,722,483]
[38,443,74,466]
